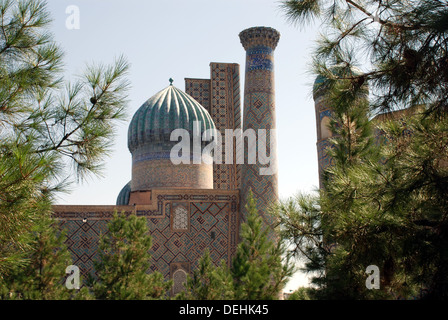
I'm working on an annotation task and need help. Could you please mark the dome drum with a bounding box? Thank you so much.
[123,84,216,194]
[131,159,213,191]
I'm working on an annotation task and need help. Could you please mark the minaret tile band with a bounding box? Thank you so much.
[239,27,280,238]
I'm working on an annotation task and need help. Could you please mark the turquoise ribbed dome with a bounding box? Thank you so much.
[116,181,131,205]
[128,85,216,153]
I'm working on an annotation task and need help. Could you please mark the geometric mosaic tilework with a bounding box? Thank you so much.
[244,92,276,130]
[319,109,332,121]
[246,46,274,71]
[239,27,280,242]
[131,159,213,191]
[185,78,211,114]
[53,206,135,279]
[240,164,279,243]
[148,198,239,278]
[58,219,108,279]
[314,88,335,188]
[185,63,242,191]
[317,139,335,189]
[245,70,274,94]
[52,190,240,283]
[210,62,241,191]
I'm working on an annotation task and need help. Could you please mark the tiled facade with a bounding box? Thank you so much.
[132,159,213,191]
[314,95,335,189]
[185,62,242,191]
[185,78,211,114]
[52,27,281,292]
[210,63,242,191]
[53,189,239,283]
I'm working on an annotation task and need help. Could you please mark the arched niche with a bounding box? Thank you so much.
[321,116,332,140]
[172,269,187,295]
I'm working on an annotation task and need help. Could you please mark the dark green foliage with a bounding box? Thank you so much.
[0,214,88,299]
[176,249,234,300]
[91,213,172,300]
[276,76,448,299]
[275,193,327,287]
[231,190,294,300]
[281,0,321,27]
[0,0,130,297]
[280,0,448,300]
[377,113,448,299]
[282,0,448,115]
[287,287,314,300]
[276,70,410,298]
[178,190,294,300]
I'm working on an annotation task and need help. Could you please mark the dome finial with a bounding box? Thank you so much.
[169,78,173,85]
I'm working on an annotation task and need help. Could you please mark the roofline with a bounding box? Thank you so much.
[184,77,210,81]
[209,62,240,67]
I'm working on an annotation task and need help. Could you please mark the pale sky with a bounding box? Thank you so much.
[47,0,321,291]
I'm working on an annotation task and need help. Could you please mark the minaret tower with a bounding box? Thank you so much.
[239,26,280,237]
[313,75,334,189]
[313,66,367,189]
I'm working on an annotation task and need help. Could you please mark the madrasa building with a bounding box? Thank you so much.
[52,26,281,295]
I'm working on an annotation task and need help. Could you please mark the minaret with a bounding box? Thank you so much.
[239,27,280,238]
[313,66,367,189]
[313,75,334,189]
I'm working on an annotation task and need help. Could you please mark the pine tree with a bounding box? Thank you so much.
[277,83,447,299]
[0,214,68,299]
[176,249,234,300]
[274,58,408,298]
[91,212,172,300]
[231,189,294,300]
[274,192,327,297]
[0,0,130,279]
[0,214,93,299]
[376,112,448,299]
[287,287,313,300]
[280,0,448,300]
[281,0,448,115]
[176,191,294,300]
